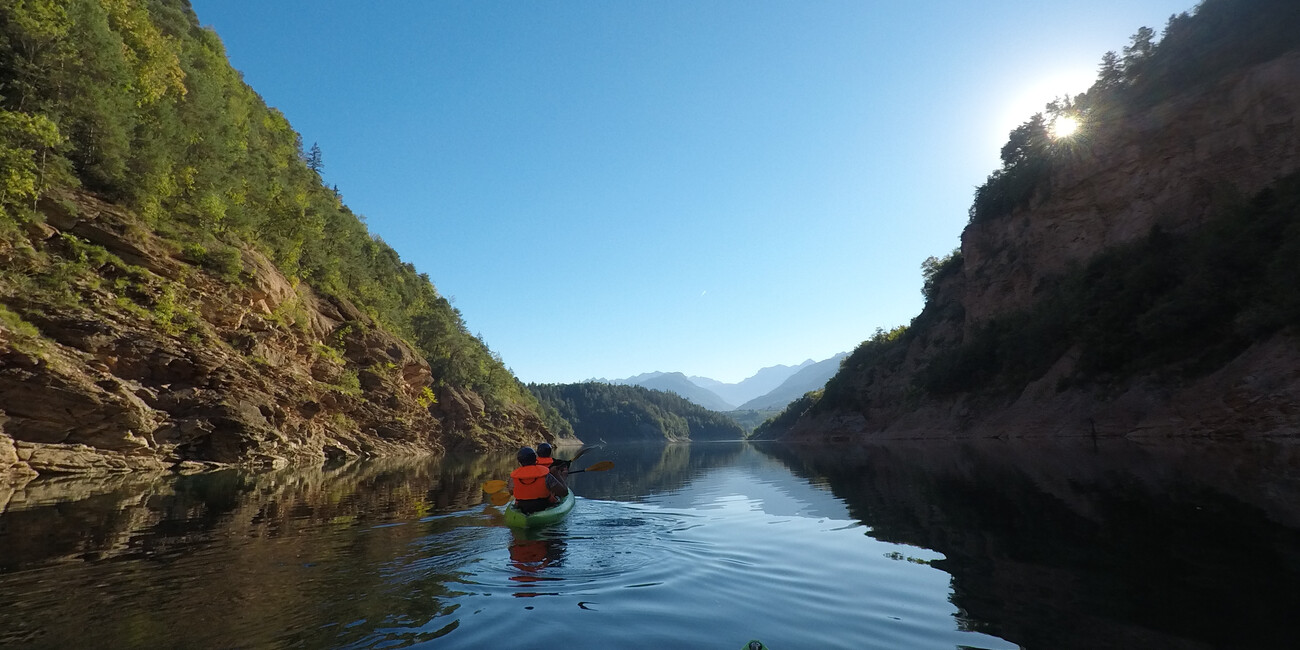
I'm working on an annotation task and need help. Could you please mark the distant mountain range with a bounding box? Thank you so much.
[616,372,734,411]
[598,353,846,412]
[735,353,848,411]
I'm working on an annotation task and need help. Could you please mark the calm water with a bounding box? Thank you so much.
[2,439,1299,649]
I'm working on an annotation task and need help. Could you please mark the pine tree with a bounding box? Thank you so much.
[305,141,323,173]
[1097,51,1124,89]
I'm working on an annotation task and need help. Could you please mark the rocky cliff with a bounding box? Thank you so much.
[962,52,1300,326]
[0,0,577,481]
[772,11,1300,441]
[1,191,553,480]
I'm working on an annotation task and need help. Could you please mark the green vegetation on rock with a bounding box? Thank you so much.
[926,172,1300,396]
[751,391,820,440]
[969,0,1300,225]
[0,0,541,423]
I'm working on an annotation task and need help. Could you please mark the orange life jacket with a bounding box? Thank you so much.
[536,456,554,467]
[511,464,552,500]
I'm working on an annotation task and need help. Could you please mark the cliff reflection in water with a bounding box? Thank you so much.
[560,441,744,501]
[0,453,518,648]
[757,439,1300,650]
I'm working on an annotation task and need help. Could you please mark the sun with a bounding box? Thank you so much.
[1050,115,1080,139]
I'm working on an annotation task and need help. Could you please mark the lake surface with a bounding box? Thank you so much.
[2,439,1298,649]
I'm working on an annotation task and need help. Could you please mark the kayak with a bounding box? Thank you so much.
[504,489,575,528]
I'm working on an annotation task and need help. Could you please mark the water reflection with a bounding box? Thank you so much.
[0,453,516,648]
[3,439,1295,648]
[559,441,744,500]
[756,438,1300,650]
[507,529,568,597]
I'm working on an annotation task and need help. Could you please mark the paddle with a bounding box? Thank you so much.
[488,491,511,506]
[566,460,614,474]
[549,446,593,472]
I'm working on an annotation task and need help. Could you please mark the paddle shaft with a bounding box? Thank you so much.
[566,460,614,474]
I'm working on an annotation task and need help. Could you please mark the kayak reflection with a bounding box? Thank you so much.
[508,528,567,597]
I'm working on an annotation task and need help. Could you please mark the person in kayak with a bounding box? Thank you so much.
[511,446,569,514]
[536,442,593,474]
[536,443,556,469]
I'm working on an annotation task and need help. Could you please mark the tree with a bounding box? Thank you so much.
[1000,114,1048,169]
[0,110,64,212]
[1122,26,1157,82]
[305,141,323,173]
[921,250,962,301]
[1097,51,1124,89]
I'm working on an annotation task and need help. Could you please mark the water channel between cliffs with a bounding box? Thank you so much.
[2,438,1297,649]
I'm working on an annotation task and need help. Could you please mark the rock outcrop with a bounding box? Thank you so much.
[0,192,553,478]
[962,53,1300,327]
[781,48,1300,441]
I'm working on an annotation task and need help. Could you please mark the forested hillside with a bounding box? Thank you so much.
[762,0,1300,441]
[528,383,745,442]
[0,0,556,476]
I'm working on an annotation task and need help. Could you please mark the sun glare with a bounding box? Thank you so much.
[1051,115,1080,139]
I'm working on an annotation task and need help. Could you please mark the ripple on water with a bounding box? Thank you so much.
[416,494,1020,650]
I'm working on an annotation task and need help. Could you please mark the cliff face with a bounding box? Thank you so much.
[781,48,1300,441]
[962,53,1300,327]
[0,0,577,480]
[1,191,552,479]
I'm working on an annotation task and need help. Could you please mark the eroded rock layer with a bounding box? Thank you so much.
[1,193,552,478]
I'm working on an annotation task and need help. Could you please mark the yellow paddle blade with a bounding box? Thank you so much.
[482,479,508,494]
[572,460,614,473]
[489,491,511,506]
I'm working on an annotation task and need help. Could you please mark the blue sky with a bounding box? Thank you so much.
[190,0,1194,384]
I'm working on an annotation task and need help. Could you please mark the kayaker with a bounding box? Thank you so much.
[510,446,569,514]
[536,443,592,474]
[536,443,556,468]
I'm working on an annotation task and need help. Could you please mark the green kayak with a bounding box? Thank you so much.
[504,489,575,528]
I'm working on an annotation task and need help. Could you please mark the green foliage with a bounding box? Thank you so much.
[723,408,782,434]
[0,303,40,338]
[533,398,575,439]
[1112,0,1300,111]
[150,283,200,336]
[920,249,962,301]
[415,386,437,409]
[969,0,1300,226]
[969,114,1056,224]
[181,241,242,281]
[816,325,911,413]
[328,412,356,431]
[751,390,821,440]
[528,382,745,442]
[1,0,544,427]
[58,232,112,267]
[0,109,66,212]
[334,369,362,396]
